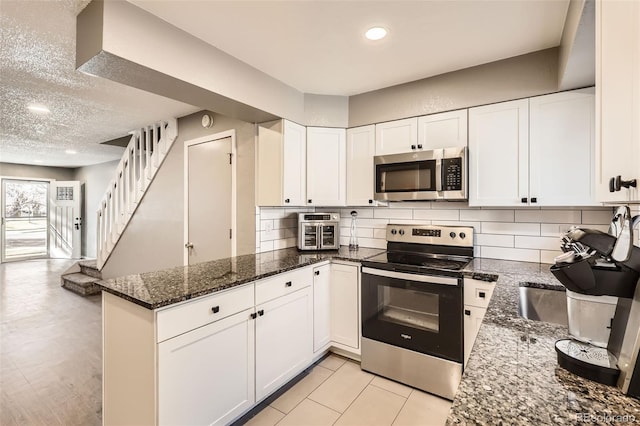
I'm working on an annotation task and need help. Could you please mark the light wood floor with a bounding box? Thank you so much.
[0,259,102,425]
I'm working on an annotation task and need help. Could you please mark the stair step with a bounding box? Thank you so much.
[78,259,101,279]
[61,273,101,296]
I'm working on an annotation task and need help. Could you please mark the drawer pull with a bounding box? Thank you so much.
[211,306,220,314]
[464,309,471,316]
[478,292,486,299]
[285,281,292,287]
[258,309,265,316]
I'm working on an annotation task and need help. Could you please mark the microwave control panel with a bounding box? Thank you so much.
[442,157,463,191]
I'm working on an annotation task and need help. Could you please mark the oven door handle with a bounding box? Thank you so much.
[362,267,459,286]
[435,155,443,192]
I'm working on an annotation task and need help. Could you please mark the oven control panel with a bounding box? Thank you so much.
[387,224,474,247]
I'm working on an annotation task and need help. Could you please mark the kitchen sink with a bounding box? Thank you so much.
[518,286,568,326]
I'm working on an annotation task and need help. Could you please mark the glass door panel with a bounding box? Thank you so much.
[1,179,49,262]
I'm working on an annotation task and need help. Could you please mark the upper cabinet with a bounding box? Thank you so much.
[306,127,346,206]
[346,125,376,206]
[257,120,306,206]
[375,117,418,155]
[596,0,640,203]
[469,99,529,206]
[418,109,468,150]
[469,89,596,207]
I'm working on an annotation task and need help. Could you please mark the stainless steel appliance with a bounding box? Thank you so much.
[360,224,474,400]
[551,213,640,393]
[297,212,340,251]
[373,146,466,201]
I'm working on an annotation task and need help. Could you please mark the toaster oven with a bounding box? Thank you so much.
[298,213,340,251]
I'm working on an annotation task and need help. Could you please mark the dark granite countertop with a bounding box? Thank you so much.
[447,258,640,425]
[95,246,384,309]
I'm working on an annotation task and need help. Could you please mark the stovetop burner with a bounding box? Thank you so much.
[361,224,475,276]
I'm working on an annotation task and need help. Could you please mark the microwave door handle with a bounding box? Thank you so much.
[435,159,443,191]
[318,224,323,249]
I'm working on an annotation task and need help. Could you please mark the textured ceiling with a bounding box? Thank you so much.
[131,0,570,96]
[0,0,199,168]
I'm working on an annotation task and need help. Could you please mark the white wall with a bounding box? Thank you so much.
[73,160,119,258]
[258,204,614,264]
[101,111,256,279]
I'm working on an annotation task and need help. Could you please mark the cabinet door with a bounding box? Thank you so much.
[529,88,596,206]
[255,287,313,401]
[468,99,529,206]
[375,117,418,155]
[306,127,346,206]
[463,305,486,366]
[313,264,331,353]
[330,263,360,350]
[283,120,307,206]
[596,0,640,203]
[418,109,468,150]
[346,125,376,206]
[158,309,255,426]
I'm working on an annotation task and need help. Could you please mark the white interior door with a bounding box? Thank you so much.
[49,180,81,259]
[185,135,234,265]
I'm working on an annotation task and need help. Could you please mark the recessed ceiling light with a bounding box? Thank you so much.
[34,160,43,163]
[365,27,387,41]
[27,104,50,114]
[65,150,77,155]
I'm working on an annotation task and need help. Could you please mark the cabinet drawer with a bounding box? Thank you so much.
[255,267,312,305]
[464,278,495,309]
[157,284,254,342]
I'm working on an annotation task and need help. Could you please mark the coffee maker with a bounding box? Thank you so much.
[551,207,640,397]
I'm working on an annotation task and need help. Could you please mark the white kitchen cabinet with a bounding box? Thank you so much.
[469,99,529,206]
[255,286,313,401]
[330,262,360,353]
[346,125,376,206]
[596,0,640,203]
[469,89,596,207]
[257,119,306,206]
[313,263,331,353]
[158,309,255,426]
[417,109,468,150]
[306,127,346,206]
[463,278,495,366]
[375,117,418,155]
[529,88,596,206]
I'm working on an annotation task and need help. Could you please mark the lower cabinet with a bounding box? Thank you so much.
[463,278,496,366]
[255,287,313,401]
[313,264,332,353]
[330,263,360,352]
[158,309,255,425]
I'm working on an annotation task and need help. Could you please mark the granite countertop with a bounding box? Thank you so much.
[95,246,384,309]
[447,258,640,425]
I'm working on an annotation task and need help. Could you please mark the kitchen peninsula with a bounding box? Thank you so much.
[96,248,640,425]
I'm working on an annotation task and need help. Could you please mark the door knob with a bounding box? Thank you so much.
[185,242,194,249]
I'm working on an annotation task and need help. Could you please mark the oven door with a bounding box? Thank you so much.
[319,223,338,250]
[361,267,463,363]
[298,223,319,250]
[374,151,441,201]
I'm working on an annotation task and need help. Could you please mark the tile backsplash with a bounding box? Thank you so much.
[257,203,617,264]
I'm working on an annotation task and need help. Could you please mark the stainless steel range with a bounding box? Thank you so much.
[360,224,474,400]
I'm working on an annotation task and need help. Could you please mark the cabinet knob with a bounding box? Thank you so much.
[614,175,638,191]
[417,144,423,149]
[464,309,471,316]
[411,145,416,150]
[250,312,257,319]
[285,281,292,287]
[258,309,264,316]
[315,271,320,276]
[521,197,528,203]
[285,198,290,203]
[185,242,194,249]
[478,292,485,299]
[530,198,537,203]
[308,199,312,204]
[211,306,220,314]
[368,199,373,204]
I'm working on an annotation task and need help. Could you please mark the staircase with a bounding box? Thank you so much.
[61,260,102,296]
[96,119,178,270]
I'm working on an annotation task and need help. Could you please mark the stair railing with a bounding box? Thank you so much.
[96,118,178,270]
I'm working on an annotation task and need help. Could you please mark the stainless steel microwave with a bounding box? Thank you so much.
[297,213,340,251]
[374,147,467,201]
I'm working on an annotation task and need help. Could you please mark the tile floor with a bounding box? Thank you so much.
[0,259,451,426]
[244,354,452,426]
[0,259,102,425]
